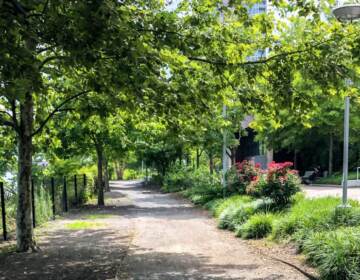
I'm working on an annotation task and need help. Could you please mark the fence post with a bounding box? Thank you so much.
[74,174,78,206]
[63,176,68,212]
[51,177,55,220]
[83,173,87,189]
[31,179,36,228]
[0,182,7,241]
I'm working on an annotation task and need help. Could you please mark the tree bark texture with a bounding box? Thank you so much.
[96,145,105,206]
[104,156,110,192]
[16,92,35,252]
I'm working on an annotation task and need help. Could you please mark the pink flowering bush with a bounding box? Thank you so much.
[226,160,262,194]
[227,160,301,206]
[261,161,300,205]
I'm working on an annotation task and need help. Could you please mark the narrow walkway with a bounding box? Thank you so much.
[116,181,310,280]
[0,181,313,280]
[303,185,360,200]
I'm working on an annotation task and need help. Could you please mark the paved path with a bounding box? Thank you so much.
[116,181,310,280]
[303,185,360,201]
[0,181,313,280]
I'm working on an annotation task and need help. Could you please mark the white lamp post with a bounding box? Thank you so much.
[333,2,360,207]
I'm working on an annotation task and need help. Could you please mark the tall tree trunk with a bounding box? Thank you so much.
[329,134,333,176]
[104,156,110,192]
[293,149,298,170]
[115,160,124,180]
[16,93,35,252]
[209,152,214,175]
[96,145,105,206]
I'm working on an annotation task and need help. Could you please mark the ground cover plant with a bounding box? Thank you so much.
[237,213,276,239]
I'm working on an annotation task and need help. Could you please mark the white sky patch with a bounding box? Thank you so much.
[166,0,180,11]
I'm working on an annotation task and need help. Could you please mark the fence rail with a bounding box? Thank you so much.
[0,174,90,241]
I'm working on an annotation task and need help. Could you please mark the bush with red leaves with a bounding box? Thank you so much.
[261,161,300,205]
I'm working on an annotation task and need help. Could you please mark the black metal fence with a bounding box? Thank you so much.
[0,174,93,241]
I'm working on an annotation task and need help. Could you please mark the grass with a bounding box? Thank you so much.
[66,221,105,230]
[83,214,114,220]
[303,227,360,279]
[212,195,252,218]
[236,213,276,239]
[218,198,273,230]
[272,197,360,241]
[315,171,357,185]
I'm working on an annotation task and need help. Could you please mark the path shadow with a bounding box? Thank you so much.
[0,226,130,280]
[121,247,289,280]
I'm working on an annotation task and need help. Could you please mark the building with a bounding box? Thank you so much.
[234,1,273,169]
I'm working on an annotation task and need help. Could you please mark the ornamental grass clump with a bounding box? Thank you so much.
[272,196,340,240]
[237,213,276,239]
[218,198,272,230]
[213,195,252,218]
[303,227,360,280]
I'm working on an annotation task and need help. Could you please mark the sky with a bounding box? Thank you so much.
[166,0,180,11]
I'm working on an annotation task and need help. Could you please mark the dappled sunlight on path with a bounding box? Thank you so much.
[0,180,314,280]
[114,180,312,280]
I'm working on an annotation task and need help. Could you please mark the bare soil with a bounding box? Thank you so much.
[0,181,317,280]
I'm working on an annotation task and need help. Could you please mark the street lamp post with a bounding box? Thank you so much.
[333,3,360,207]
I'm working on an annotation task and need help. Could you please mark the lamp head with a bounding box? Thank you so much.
[333,4,360,21]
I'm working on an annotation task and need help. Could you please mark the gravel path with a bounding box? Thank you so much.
[303,185,360,200]
[116,181,312,280]
[0,181,314,280]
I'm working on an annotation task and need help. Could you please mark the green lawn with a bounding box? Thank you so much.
[315,171,358,185]
[66,221,105,230]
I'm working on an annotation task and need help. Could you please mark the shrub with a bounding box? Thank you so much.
[237,213,275,239]
[162,166,220,194]
[303,227,360,280]
[123,169,140,180]
[162,166,193,192]
[245,173,267,198]
[204,198,224,216]
[182,180,223,205]
[226,160,262,194]
[261,162,300,206]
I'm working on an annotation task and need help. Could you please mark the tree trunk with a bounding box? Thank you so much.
[96,145,105,206]
[293,150,298,170]
[329,134,333,176]
[16,92,35,252]
[209,152,214,175]
[115,161,124,180]
[104,156,110,192]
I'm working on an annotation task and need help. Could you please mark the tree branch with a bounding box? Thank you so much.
[188,37,339,67]
[0,114,15,129]
[32,90,91,137]
[10,99,19,131]
[38,55,67,70]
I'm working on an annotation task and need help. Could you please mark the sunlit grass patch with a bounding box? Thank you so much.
[84,214,114,220]
[66,221,105,230]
